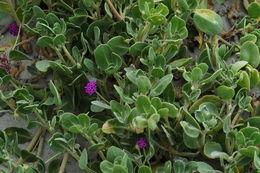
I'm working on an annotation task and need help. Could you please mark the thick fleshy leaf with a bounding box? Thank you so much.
[240,41,260,68]
[193,9,223,35]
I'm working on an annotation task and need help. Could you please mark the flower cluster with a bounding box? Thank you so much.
[84,81,97,95]
[9,23,19,36]
[0,57,11,73]
[136,138,148,148]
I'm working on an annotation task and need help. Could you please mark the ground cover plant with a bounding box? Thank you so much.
[0,0,260,172]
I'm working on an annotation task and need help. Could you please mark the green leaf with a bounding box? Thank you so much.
[48,133,67,152]
[5,127,31,144]
[49,80,62,106]
[107,36,129,56]
[191,67,203,81]
[240,41,260,68]
[107,146,125,162]
[164,161,172,173]
[204,142,228,159]
[239,146,259,158]
[129,42,148,56]
[148,113,160,130]
[170,16,188,39]
[180,121,200,138]
[91,101,111,109]
[48,159,62,173]
[162,83,175,103]
[162,102,178,118]
[79,149,88,170]
[78,113,90,128]
[0,2,11,13]
[53,34,66,47]
[138,165,152,173]
[200,69,222,85]
[136,95,151,114]
[32,5,46,19]
[254,151,260,169]
[193,9,223,35]
[196,162,215,173]
[189,95,221,113]
[138,0,154,14]
[237,71,250,90]
[46,13,60,26]
[110,100,125,123]
[173,160,185,173]
[183,133,199,149]
[114,85,134,104]
[9,50,31,61]
[94,44,122,74]
[236,131,246,146]
[248,2,260,19]
[21,150,38,162]
[155,3,169,16]
[59,112,79,131]
[250,69,260,88]
[35,60,50,72]
[240,34,257,44]
[137,76,152,94]
[147,14,166,25]
[169,57,192,68]
[100,160,113,172]
[177,0,189,11]
[215,85,235,100]
[94,44,111,70]
[150,74,173,96]
[37,36,53,47]
[49,61,73,79]
[231,61,248,74]
[113,165,128,173]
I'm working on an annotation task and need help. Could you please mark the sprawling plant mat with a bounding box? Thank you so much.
[0,0,259,172]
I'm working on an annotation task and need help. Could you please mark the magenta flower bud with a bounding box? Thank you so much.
[84,81,97,95]
[0,57,11,73]
[137,138,148,148]
[0,57,8,62]
[9,23,19,36]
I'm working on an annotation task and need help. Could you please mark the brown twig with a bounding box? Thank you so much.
[105,0,124,21]
[16,36,35,47]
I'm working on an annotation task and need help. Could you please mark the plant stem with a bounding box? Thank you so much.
[218,36,232,47]
[12,16,24,50]
[84,135,106,160]
[62,45,77,65]
[37,132,45,156]
[105,0,124,21]
[12,78,45,89]
[45,153,62,164]
[96,92,110,104]
[0,91,15,111]
[53,47,67,64]
[231,110,242,127]
[6,0,21,25]
[140,23,151,42]
[34,110,47,127]
[58,153,69,173]
[16,36,35,47]
[16,128,44,165]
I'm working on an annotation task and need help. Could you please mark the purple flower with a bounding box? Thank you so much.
[1,57,8,62]
[9,23,19,36]
[0,57,11,73]
[137,138,148,148]
[84,81,97,95]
